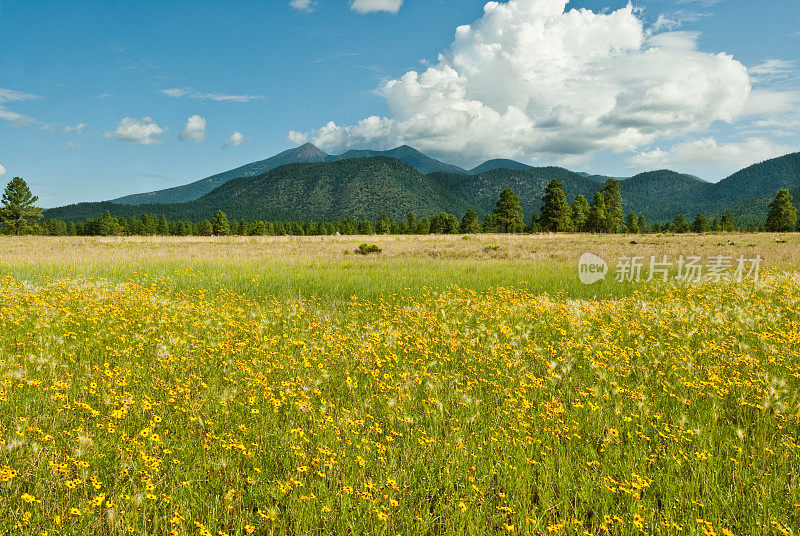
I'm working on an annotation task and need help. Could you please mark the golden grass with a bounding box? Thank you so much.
[0,233,797,265]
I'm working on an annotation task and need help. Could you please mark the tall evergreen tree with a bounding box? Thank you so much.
[212,210,230,236]
[140,213,158,236]
[460,209,480,234]
[692,213,710,233]
[539,180,574,232]
[378,214,392,234]
[197,220,213,236]
[493,188,525,233]
[0,177,43,235]
[571,195,589,233]
[527,212,542,234]
[430,213,460,234]
[626,212,639,234]
[600,179,624,233]
[404,212,417,235]
[252,221,267,236]
[157,215,170,235]
[766,189,798,232]
[97,210,120,236]
[673,214,689,233]
[637,214,648,234]
[587,192,606,234]
[720,212,736,232]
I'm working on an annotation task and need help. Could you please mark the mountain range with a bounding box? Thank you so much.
[111,143,468,205]
[45,144,799,225]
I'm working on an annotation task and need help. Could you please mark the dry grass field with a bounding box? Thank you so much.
[1,233,797,301]
[1,233,798,264]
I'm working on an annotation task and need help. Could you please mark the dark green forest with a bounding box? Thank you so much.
[9,174,799,237]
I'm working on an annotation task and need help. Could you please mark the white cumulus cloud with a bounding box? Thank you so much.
[180,115,207,143]
[104,117,164,145]
[351,0,403,14]
[627,137,794,178]
[290,0,316,12]
[224,131,247,148]
[0,164,6,175]
[294,0,753,165]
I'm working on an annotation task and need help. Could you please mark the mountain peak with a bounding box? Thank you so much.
[294,142,327,156]
[470,159,532,174]
[387,144,426,156]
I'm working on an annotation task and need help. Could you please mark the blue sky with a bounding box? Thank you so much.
[1,0,798,207]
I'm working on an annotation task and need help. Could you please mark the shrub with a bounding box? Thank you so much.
[355,243,382,255]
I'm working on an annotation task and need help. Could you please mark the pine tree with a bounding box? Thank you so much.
[251,221,266,236]
[482,214,497,233]
[212,211,230,236]
[571,195,589,233]
[157,215,170,236]
[45,219,67,236]
[197,220,214,236]
[405,212,417,235]
[140,213,158,236]
[0,177,43,235]
[97,211,119,236]
[378,214,392,235]
[673,214,689,233]
[692,213,710,234]
[720,212,736,232]
[460,209,480,234]
[626,212,639,234]
[431,213,459,234]
[600,179,623,233]
[539,180,574,232]
[637,214,648,234]
[766,189,797,232]
[493,188,525,233]
[528,213,542,233]
[587,192,606,233]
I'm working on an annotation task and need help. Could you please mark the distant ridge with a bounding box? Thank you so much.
[469,159,532,174]
[333,145,468,175]
[576,172,622,184]
[112,143,467,206]
[47,147,800,226]
[47,157,598,222]
[113,143,328,205]
[111,143,630,207]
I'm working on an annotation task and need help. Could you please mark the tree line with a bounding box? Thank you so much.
[2,177,798,236]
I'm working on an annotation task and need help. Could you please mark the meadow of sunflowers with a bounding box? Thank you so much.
[1,235,798,535]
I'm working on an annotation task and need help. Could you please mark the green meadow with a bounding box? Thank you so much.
[1,234,798,535]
